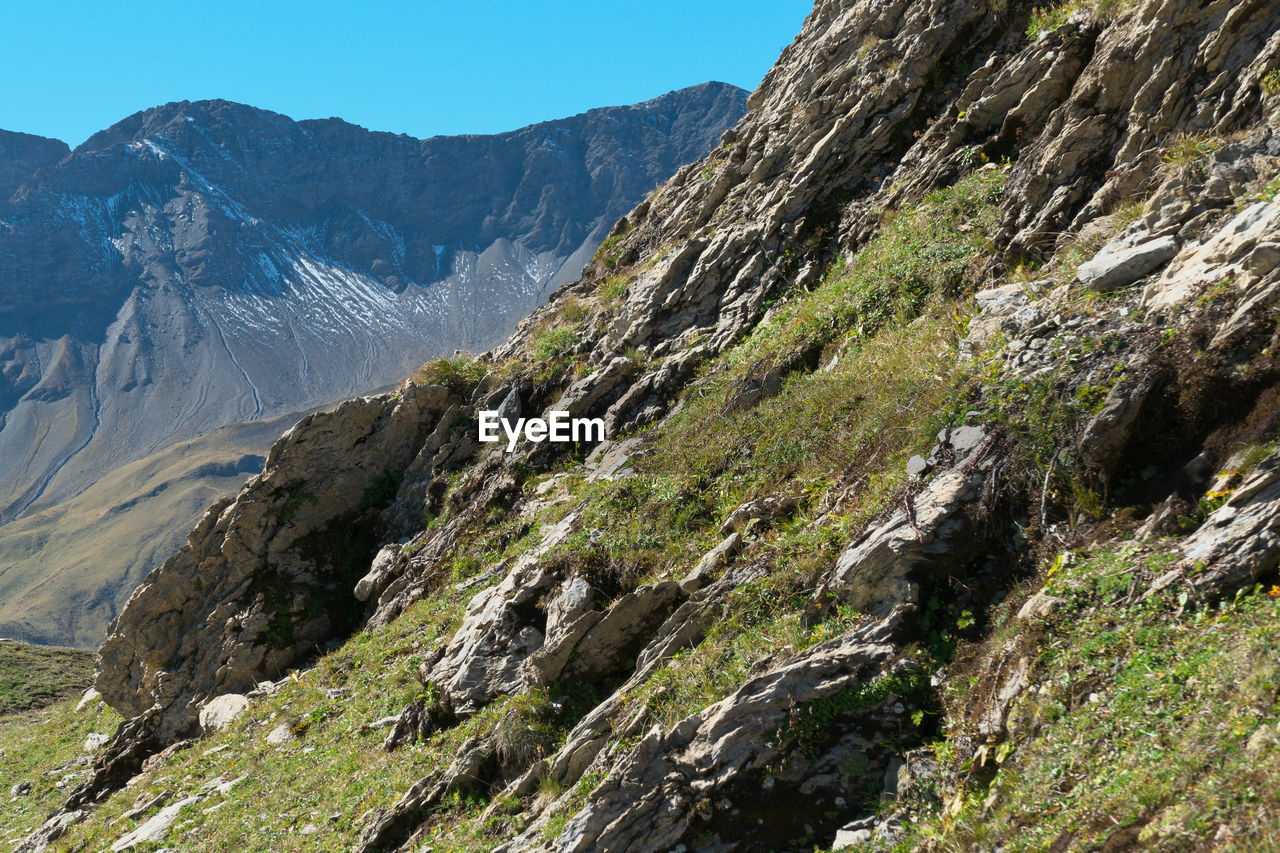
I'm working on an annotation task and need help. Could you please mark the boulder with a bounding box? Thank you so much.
[1150,450,1280,598]
[820,429,997,616]
[494,610,911,853]
[1077,236,1179,292]
[719,495,797,536]
[197,694,250,733]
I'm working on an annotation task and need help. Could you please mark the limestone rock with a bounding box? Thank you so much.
[1016,590,1067,622]
[109,794,202,851]
[1151,450,1280,597]
[496,610,911,853]
[424,511,579,714]
[679,533,744,593]
[719,495,797,536]
[96,385,451,740]
[354,544,403,603]
[1077,236,1179,291]
[197,694,250,733]
[75,688,101,712]
[820,430,998,616]
[584,437,647,483]
[13,809,86,853]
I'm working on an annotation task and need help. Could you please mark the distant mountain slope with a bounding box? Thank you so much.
[0,83,746,646]
[0,410,305,647]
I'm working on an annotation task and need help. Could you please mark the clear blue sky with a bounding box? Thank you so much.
[1,0,813,148]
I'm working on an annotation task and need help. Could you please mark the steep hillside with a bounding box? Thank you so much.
[0,83,746,647]
[0,642,93,717]
[7,0,1280,851]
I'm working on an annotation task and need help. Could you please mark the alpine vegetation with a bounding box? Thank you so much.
[5,1,1280,852]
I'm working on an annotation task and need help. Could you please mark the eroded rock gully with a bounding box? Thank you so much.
[21,0,1280,849]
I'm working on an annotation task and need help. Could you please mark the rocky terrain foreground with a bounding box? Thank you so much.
[5,0,1280,850]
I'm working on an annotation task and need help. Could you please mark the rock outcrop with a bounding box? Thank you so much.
[96,383,453,740]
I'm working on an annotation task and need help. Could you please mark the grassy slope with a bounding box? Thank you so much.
[21,171,1007,853]
[10,170,1276,851]
[0,410,306,648]
[877,545,1280,853]
[0,694,121,851]
[0,642,94,716]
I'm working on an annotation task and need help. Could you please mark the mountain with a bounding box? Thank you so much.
[9,0,1280,851]
[0,83,747,647]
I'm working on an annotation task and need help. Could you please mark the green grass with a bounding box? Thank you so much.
[44,590,477,852]
[1025,0,1137,39]
[0,694,121,849]
[0,642,94,716]
[888,545,1280,853]
[1162,133,1223,167]
[413,353,490,395]
[1262,68,1280,98]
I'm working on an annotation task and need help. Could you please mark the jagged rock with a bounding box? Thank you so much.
[13,809,86,853]
[141,739,195,773]
[559,581,682,682]
[525,581,683,687]
[1077,235,1179,291]
[1077,371,1156,484]
[197,694,250,733]
[1143,200,1280,318]
[546,357,637,422]
[905,455,932,479]
[497,610,911,853]
[1150,450,1280,597]
[584,437,647,482]
[1016,590,1067,622]
[496,386,522,425]
[602,346,705,435]
[354,544,403,603]
[83,733,110,752]
[109,794,202,851]
[819,429,998,616]
[75,688,101,712]
[679,533,744,593]
[424,511,579,714]
[357,735,496,852]
[719,495,797,536]
[120,790,172,822]
[96,385,451,741]
[11,781,31,797]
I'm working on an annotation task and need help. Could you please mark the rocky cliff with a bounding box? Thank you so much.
[9,0,1280,851]
[0,83,746,647]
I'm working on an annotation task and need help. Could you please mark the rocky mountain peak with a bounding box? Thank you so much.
[0,130,69,199]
